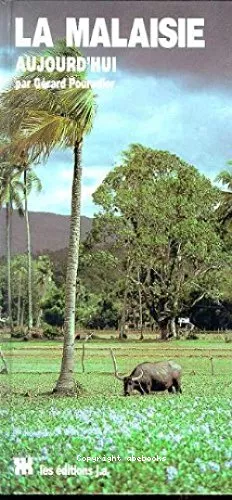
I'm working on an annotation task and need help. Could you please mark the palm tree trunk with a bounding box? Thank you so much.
[36,309,42,328]
[20,301,25,328]
[17,273,22,327]
[54,140,83,394]
[24,170,33,331]
[6,202,13,332]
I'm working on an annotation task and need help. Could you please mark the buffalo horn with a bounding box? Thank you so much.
[131,369,143,381]
[115,372,125,381]
[110,348,127,380]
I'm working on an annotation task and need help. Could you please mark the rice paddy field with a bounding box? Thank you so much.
[0,333,232,495]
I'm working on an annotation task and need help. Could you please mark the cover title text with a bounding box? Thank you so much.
[15,17,205,49]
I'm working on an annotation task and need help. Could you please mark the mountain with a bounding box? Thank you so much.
[0,208,92,257]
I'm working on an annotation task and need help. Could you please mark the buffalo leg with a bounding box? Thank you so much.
[137,383,150,395]
[173,379,182,393]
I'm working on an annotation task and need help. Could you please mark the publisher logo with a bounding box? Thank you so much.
[13,456,34,475]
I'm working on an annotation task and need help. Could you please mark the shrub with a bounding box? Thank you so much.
[186,332,199,340]
[43,324,63,339]
[11,328,25,339]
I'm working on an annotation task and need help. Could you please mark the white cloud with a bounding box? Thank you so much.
[59,165,110,184]
[28,165,111,216]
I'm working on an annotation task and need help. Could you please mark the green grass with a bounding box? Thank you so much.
[0,336,232,494]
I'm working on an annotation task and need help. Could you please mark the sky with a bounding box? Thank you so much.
[0,1,232,217]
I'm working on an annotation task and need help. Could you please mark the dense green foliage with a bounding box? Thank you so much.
[91,145,232,336]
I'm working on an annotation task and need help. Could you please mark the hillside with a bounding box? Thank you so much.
[0,208,92,257]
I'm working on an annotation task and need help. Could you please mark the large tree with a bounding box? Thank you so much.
[0,40,96,393]
[93,144,229,339]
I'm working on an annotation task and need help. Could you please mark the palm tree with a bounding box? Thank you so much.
[216,166,232,226]
[0,41,96,393]
[0,165,24,331]
[0,143,42,332]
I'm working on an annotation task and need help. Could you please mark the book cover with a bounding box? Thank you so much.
[0,0,231,495]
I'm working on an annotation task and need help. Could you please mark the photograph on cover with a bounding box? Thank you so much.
[0,0,231,495]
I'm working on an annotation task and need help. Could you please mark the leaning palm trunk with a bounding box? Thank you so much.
[6,202,13,332]
[24,170,33,331]
[54,140,82,394]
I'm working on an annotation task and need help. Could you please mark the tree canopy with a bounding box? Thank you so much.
[92,144,230,338]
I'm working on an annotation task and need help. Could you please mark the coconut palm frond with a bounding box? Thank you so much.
[60,87,97,125]
[25,170,42,194]
[12,190,24,216]
[11,112,80,162]
[216,169,232,191]
[0,88,57,136]
[0,171,24,215]
[215,168,232,225]
[11,97,96,161]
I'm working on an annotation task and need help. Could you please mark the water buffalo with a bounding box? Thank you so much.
[110,350,182,396]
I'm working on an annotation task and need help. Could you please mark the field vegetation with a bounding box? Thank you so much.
[1,335,232,494]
